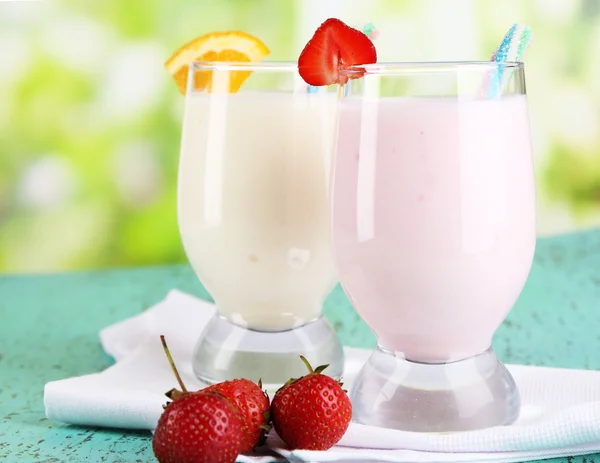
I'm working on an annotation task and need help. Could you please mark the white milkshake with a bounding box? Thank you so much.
[178,90,338,332]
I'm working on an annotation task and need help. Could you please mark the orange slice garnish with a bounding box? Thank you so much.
[165,31,270,94]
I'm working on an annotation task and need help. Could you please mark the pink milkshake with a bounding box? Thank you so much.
[331,62,536,432]
[333,95,535,363]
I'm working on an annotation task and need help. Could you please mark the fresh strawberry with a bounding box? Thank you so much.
[270,356,352,451]
[152,391,246,463]
[204,378,271,453]
[298,18,377,86]
[152,336,246,463]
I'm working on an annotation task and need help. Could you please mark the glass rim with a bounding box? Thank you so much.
[340,61,524,75]
[190,60,524,73]
[190,61,298,72]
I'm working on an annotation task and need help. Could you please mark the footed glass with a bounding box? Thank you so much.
[178,62,343,388]
[331,62,536,431]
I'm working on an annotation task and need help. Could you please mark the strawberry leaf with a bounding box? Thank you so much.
[262,409,271,423]
[165,388,186,400]
[313,364,330,374]
[257,423,272,447]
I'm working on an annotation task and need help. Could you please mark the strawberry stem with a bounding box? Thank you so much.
[300,355,330,375]
[299,355,314,374]
[160,335,188,394]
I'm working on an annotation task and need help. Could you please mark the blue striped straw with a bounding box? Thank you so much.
[484,24,533,98]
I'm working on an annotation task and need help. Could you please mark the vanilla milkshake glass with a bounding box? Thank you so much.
[178,62,343,387]
[332,62,535,431]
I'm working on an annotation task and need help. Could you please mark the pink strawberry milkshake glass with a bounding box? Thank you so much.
[331,62,536,431]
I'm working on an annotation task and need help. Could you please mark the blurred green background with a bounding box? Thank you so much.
[1,0,599,274]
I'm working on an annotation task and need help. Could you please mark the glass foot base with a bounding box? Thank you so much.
[192,314,344,391]
[350,346,520,432]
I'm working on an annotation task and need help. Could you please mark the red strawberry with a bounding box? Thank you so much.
[152,336,246,463]
[152,391,246,463]
[270,356,352,451]
[204,379,271,453]
[298,18,377,86]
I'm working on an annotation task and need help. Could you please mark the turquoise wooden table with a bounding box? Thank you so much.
[2,228,600,463]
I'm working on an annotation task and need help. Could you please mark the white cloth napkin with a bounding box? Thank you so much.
[44,290,600,463]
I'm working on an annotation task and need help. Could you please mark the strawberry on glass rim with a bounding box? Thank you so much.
[298,18,377,86]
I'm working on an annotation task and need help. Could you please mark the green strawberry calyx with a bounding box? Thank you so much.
[278,356,346,392]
